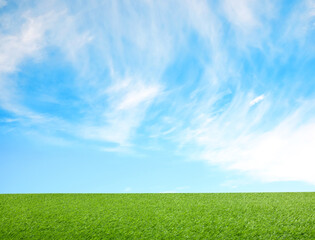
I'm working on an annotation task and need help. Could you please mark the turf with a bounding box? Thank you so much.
[0,193,314,239]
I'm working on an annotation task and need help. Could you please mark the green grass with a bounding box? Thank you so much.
[0,193,314,239]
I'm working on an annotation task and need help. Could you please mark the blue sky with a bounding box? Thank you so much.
[0,0,315,193]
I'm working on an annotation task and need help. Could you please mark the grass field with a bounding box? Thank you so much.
[0,193,314,239]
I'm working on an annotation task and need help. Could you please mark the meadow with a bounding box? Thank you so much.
[0,193,314,239]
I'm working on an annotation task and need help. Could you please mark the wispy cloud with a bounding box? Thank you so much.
[250,94,265,106]
[0,118,18,123]
[222,0,261,30]
[78,78,161,145]
[0,7,72,123]
[0,13,50,74]
[193,104,315,185]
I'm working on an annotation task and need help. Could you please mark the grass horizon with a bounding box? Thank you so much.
[1,191,314,194]
[1,192,314,239]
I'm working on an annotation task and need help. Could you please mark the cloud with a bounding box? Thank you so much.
[108,79,160,111]
[250,94,265,106]
[221,0,276,50]
[222,0,260,30]
[100,146,127,153]
[233,120,315,184]
[0,13,52,74]
[0,118,18,123]
[78,78,161,145]
[0,9,63,121]
[176,101,315,185]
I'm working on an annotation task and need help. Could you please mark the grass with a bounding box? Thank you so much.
[0,192,314,239]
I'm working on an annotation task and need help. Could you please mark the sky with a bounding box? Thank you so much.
[0,0,315,193]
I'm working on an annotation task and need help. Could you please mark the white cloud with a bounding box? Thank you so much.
[192,105,315,186]
[0,7,93,139]
[109,79,160,111]
[222,0,260,30]
[0,10,69,121]
[0,16,45,73]
[79,125,131,146]
[117,87,159,110]
[235,120,315,184]
[221,0,276,50]
[250,94,264,106]
[0,118,18,123]
[100,146,127,153]
[183,0,219,46]
[78,77,161,145]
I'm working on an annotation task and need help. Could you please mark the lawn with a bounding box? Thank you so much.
[0,193,314,239]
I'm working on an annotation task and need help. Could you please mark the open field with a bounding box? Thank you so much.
[0,193,314,239]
